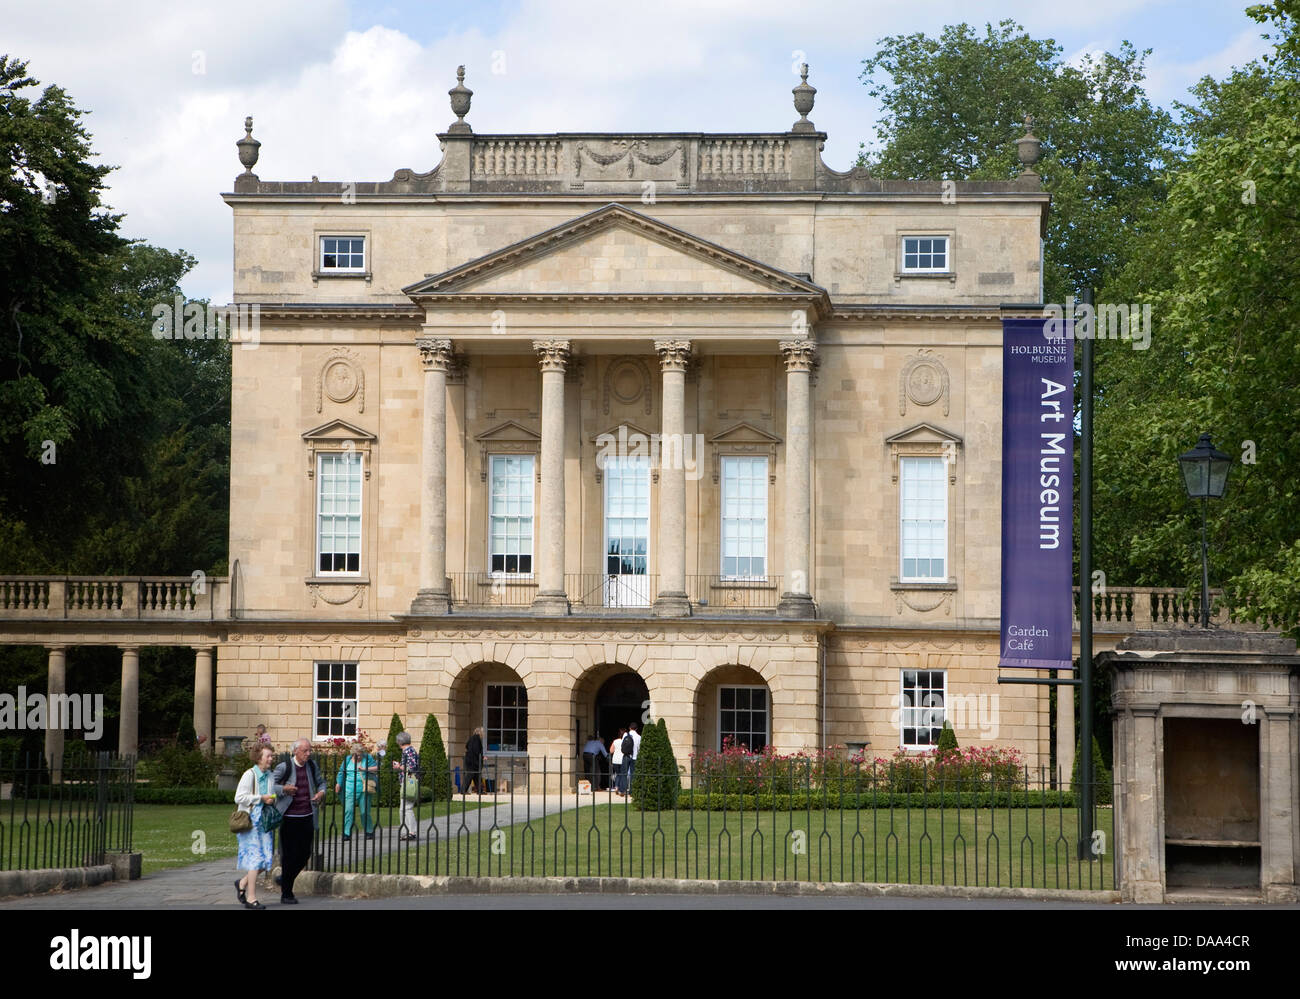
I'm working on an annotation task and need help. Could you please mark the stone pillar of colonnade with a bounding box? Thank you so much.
[411,337,454,614]
[532,340,571,616]
[777,339,816,618]
[654,339,692,617]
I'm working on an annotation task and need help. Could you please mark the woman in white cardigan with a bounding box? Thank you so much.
[234,745,279,909]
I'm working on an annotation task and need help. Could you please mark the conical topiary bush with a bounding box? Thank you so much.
[629,718,680,810]
[420,713,451,803]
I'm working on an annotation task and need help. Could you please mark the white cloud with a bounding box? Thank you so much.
[1,0,1245,304]
[1144,28,1272,106]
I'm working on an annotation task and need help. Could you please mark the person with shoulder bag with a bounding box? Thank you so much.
[232,745,278,909]
[270,738,327,904]
[392,731,421,840]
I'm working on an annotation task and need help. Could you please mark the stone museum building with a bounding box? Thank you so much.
[9,67,1204,780]
[209,65,1057,776]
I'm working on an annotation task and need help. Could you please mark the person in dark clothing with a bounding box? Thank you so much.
[462,726,485,795]
[270,738,326,905]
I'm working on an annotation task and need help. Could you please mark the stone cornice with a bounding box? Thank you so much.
[828,305,1044,323]
[415,293,823,308]
[241,304,424,325]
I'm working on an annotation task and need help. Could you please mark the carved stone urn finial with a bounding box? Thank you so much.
[236,116,261,176]
[447,65,473,134]
[792,63,817,132]
[1016,113,1041,175]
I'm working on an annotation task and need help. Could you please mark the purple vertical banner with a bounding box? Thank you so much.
[999,317,1074,670]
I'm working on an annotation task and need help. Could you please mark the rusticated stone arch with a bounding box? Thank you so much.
[447,660,531,764]
[691,663,773,758]
[569,660,670,755]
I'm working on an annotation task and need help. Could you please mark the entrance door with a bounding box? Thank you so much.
[593,672,650,790]
[604,455,650,607]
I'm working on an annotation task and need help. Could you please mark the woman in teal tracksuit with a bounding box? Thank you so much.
[334,742,378,840]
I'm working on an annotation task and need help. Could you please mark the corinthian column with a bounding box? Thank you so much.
[532,340,571,616]
[654,339,692,617]
[411,337,453,615]
[778,339,816,618]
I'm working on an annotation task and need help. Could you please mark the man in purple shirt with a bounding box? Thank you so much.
[271,738,326,904]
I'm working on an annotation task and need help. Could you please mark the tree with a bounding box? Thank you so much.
[935,721,958,758]
[176,713,197,750]
[380,713,404,806]
[0,56,231,747]
[419,713,451,802]
[629,718,680,811]
[1071,734,1113,806]
[858,21,1178,304]
[1091,1,1300,634]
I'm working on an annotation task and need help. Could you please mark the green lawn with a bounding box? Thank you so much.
[1,800,489,875]
[406,803,1117,889]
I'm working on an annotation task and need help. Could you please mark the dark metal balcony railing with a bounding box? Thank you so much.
[448,572,537,608]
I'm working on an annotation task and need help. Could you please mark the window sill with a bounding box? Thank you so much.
[312,270,372,283]
[712,578,776,589]
[894,271,956,283]
[891,578,956,591]
[306,575,370,585]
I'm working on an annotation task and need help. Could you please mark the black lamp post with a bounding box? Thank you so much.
[1177,432,1233,627]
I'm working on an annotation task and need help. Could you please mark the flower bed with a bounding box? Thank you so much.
[689,740,1025,795]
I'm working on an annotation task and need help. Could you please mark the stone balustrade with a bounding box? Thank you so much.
[0,576,228,620]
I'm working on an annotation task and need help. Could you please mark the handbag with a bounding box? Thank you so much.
[230,767,256,833]
[364,778,377,794]
[260,799,286,833]
[403,775,420,799]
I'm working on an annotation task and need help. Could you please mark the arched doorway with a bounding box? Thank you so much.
[594,672,649,747]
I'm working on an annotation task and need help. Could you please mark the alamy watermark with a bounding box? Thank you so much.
[890,691,1001,740]
[595,425,705,480]
[151,297,260,348]
[1043,296,1152,350]
[0,687,104,740]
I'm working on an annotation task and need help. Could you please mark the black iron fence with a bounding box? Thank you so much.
[296,756,1118,890]
[0,752,136,871]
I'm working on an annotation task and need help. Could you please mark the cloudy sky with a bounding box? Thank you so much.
[3,0,1273,304]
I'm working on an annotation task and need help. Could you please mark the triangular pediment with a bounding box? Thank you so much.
[884,422,962,446]
[474,420,541,444]
[302,419,376,441]
[708,421,782,446]
[404,203,829,301]
[588,420,658,445]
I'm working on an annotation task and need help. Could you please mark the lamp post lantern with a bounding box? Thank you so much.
[1177,432,1233,627]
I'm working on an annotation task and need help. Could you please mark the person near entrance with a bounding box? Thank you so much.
[610,727,626,796]
[624,723,641,791]
[462,726,485,795]
[582,733,607,790]
[271,738,326,904]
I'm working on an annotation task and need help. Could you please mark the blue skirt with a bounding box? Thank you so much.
[236,802,275,871]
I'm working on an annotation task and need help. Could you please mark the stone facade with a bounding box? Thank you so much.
[213,69,1057,775]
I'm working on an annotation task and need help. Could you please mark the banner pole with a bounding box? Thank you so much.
[1078,287,1094,862]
